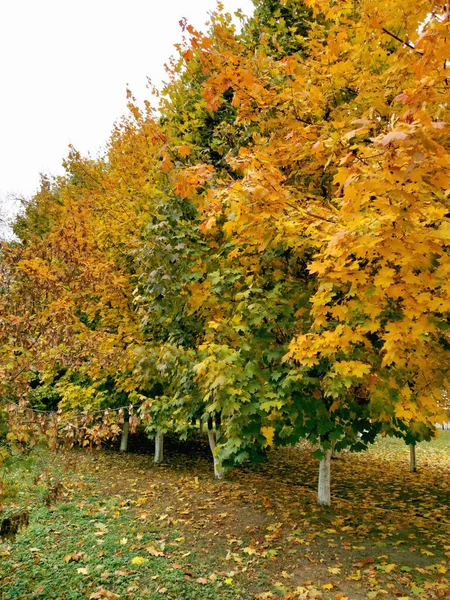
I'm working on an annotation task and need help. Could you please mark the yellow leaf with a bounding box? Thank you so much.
[348,569,361,580]
[261,426,275,447]
[178,144,191,158]
[130,556,148,565]
[323,583,334,590]
[334,361,371,379]
[384,563,396,573]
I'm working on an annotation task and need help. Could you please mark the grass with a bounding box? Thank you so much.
[0,498,235,599]
[1,432,449,599]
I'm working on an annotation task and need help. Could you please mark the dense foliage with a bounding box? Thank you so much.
[1,0,449,505]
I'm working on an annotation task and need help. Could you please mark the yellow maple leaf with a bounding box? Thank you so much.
[334,361,371,378]
[178,144,191,158]
[261,426,275,447]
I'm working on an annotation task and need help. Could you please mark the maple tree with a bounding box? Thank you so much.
[0,102,164,453]
[1,0,450,508]
[171,0,450,503]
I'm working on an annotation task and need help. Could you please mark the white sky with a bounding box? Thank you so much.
[0,0,254,225]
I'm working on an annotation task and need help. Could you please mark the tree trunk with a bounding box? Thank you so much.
[409,443,417,472]
[120,421,129,452]
[207,420,224,479]
[318,449,332,506]
[154,431,164,464]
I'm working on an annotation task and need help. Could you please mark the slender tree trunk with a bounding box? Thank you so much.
[120,420,130,452]
[154,431,164,464]
[409,443,417,472]
[207,418,224,479]
[318,449,332,506]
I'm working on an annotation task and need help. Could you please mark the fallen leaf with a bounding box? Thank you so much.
[146,545,165,557]
[130,556,148,565]
[89,590,120,599]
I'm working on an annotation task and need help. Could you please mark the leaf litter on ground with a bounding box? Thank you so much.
[0,432,449,599]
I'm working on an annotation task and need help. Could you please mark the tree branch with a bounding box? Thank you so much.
[381,28,421,53]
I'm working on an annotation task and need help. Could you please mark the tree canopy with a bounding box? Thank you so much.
[1,0,449,505]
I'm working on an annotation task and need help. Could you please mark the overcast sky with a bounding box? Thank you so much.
[0,0,254,225]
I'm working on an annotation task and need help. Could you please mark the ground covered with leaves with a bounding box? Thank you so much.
[1,433,449,600]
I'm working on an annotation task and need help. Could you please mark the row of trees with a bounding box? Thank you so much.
[1,0,449,505]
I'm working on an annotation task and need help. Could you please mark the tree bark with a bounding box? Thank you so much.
[410,443,417,472]
[120,421,130,452]
[207,419,224,479]
[154,431,164,464]
[318,448,332,506]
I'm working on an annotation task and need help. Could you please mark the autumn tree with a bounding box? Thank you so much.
[156,2,322,477]
[0,100,168,452]
[3,0,450,506]
[174,0,450,503]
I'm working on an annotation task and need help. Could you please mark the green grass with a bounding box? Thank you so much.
[0,494,242,599]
